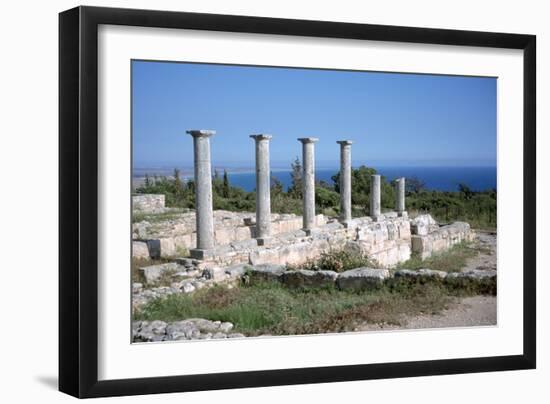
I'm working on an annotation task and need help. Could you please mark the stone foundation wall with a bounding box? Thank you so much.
[132,205,474,269]
[355,214,412,266]
[133,194,165,212]
[133,209,326,259]
[411,222,475,259]
[189,214,412,268]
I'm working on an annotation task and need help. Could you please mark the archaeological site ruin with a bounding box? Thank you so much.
[134,129,474,269]
[132,130,496,342]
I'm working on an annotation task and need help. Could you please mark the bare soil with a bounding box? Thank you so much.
[360,231,497,331]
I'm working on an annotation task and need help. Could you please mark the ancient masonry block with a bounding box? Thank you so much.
[411,222,475,259]
[132,194,165,212]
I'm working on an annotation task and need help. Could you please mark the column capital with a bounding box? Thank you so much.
[336,140,353,146]
[298,137,319,144]
[186,129,216,138]
[250,134,273,141]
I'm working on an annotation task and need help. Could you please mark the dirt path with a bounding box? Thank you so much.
[462,231,497,272]
[361,231,497,331]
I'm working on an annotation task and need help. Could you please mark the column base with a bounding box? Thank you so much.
[371,215,383,222]
[255,237,271,247]
[398,211,408,218]
[189,248,215,260]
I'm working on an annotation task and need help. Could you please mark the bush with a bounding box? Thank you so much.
[290,249,377,273]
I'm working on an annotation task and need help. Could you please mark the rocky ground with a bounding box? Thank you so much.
[361,231,497,331]
[132,231,497,340]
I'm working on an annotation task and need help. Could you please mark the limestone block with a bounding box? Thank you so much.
[394,268,447,280]
[411,222,473,259]
[278,242,312,265]
[337,267,390,290]
[233,226,252,241]
[247,264,286,282]
[397,220,412,238]
[215,227,236,245]
[249,248,280,265]
[159,238,176,257]
[269,221,281,235]
[132,241,150,259]
[139,262,181,284]
[230,238,258,251]
[173,234,194,252]
[315,214,327,227]
[281,270,338,288]
[410,214,439,236]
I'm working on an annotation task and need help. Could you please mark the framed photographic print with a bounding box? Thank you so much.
[59,6,536,398]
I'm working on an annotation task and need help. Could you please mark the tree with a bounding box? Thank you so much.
[315,186,339,209]
[270,175,284,195]
[288,157,303,198]
[458,183,474,200]
[406,176,426,193]
[222,169,230,198]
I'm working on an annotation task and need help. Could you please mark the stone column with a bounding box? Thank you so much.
[187,130,215,257]
[395,177,406,216]
[298,137,319,232]
[337,140,353,224]
[250,134,272,244]
[370,174,381,220]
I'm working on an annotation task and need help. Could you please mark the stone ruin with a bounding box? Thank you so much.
[132,130,475,271]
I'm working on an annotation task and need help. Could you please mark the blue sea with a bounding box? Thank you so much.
[134,166,496,192]
[222,166,495,192]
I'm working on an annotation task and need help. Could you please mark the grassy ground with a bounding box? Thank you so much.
[394,241,480,273]
[134,281,469,336]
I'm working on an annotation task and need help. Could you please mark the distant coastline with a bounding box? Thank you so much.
[133,165,497,193]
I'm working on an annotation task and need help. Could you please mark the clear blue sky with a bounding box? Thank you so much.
[132,60,496,169]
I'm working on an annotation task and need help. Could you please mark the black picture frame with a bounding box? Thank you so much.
[59,5,536,398]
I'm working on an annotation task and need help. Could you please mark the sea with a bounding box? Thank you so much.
[134,166,497,192]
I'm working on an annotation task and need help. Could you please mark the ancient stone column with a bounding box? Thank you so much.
[187,130,215,256]
[370,174,381,220]
[250,134,272,244]
[337,140,353,224]
[395,177,406,216]
[298,137,319,231]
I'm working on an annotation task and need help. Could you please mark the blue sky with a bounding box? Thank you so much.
[132,60,496,169]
